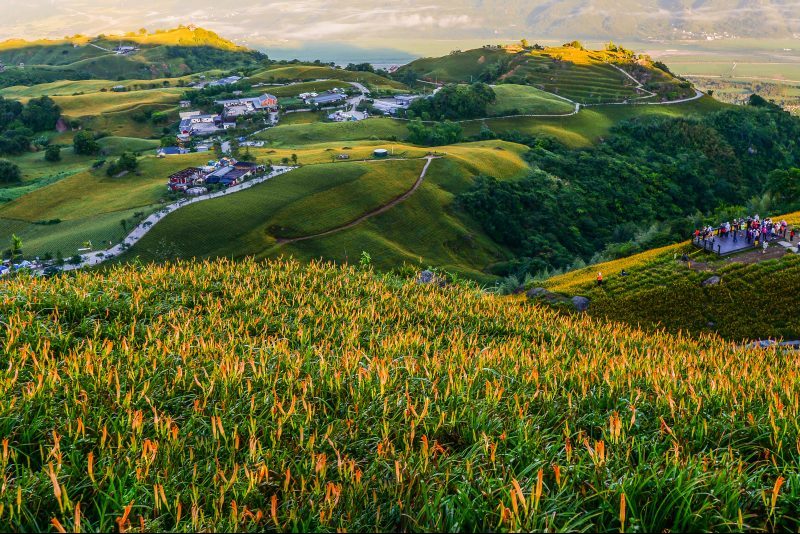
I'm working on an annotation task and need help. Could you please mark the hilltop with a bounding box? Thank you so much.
[399,43,696,104]
[0,26,265,88]
[1,257,798,531]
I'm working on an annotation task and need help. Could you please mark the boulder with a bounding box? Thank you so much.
[701,276,721,287]
[571,296,590,312]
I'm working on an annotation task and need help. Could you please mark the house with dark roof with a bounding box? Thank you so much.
[168,168,204,191]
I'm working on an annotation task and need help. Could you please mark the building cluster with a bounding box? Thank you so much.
[301,89,347,106]
[167,158,264,193]
[371,94,422,115]
[176,93,277,142]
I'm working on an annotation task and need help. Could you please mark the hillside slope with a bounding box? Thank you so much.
[544,211,800,341]
[0,27,265,88]
[400,45,695,104]
[1,258,798,531]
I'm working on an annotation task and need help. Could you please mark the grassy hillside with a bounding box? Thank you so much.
[401,45,695,104]
[465,96,724,147]
[0,27,265,88]
[123,142,529,278]
[0,258,798,531]
[250,65,407,92]
[255,118,410,147]
[487,84,575,116]
[0,154,211,258]
[544,211,800,341]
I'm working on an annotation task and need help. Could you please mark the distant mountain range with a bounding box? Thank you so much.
[492,0,800,40]
[1,0,798,50]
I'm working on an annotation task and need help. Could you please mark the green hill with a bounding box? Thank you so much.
[1,258,798,531]
[0,27,266,88]
[400,44,696,104]
[542,213,800,342]
[121,142,530,278]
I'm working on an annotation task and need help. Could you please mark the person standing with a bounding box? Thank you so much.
[596,272,603,286]
[791,228,796,242]
[762,239,769,254]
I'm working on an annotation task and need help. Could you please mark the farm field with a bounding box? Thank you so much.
[266,80,343,97]
[488,84,575,116]
[1,258,798,531]
[0,75,201,98]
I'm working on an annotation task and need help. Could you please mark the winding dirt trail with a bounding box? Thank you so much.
[275,156,438,245]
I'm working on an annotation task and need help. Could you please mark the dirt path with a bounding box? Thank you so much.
[275,156,438,245]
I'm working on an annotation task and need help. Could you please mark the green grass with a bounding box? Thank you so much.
[250,65,408,91]
[0,154,211,257]
[462,96,726,148]
[255,118,409,147]
[488,84,574,116]
[124,145,528,279]
[267,80,343,97]
[1,258,799,531]
[97,136,160,155]
[278,111,327,126]
[400,48,511,83]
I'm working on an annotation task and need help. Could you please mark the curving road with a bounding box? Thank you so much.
[62,166,294,270]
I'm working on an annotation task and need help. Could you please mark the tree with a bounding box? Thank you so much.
[520,39,530,49]
[44,144,61,162]
[766,168,800,212]
[0,159,21,183]
[21,96,61,132]
[291,153,298,165]
[73,130,99,155]
[107,152,139,176]
[213,141,223,159]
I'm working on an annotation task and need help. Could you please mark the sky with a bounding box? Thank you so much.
[1,0,799,59]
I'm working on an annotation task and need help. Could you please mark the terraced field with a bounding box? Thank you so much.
[503,53,642,104]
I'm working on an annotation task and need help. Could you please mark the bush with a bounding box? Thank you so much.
[44,144,61,162]
[0,159,21,183]
[73,130,99,155]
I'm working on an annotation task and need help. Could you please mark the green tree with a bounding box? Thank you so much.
[160,135,177,148]
[44,144,61,162]
[291,153,298,165]
[766,168,800,212]
[0,159,21,183]
[21,96,61,132]
[72,130,99,155]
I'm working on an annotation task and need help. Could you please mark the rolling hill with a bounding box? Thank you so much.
[400,44,696,104]
[0,27,266,88]
[119,141,531,279]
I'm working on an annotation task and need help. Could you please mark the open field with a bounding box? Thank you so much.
[1,258,799,531]
[47,88,184,117]
[0,154,211,257]
[266,80,343,97]
[0,75,202,98]
[250,65,408,91]
[277,111,327,126]
[255,118,410,146]
[400,47,511,83]
[488,84,575,116]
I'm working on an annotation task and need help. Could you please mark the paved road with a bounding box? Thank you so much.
[276,156,438,245]
[62,166,294,270]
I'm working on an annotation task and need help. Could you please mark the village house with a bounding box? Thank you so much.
[178,113,228,138]
[215,94,278,118]
[168,167,204,191]
[308,92,346,106]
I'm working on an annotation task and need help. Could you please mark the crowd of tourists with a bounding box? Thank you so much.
[694,215,794,253]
